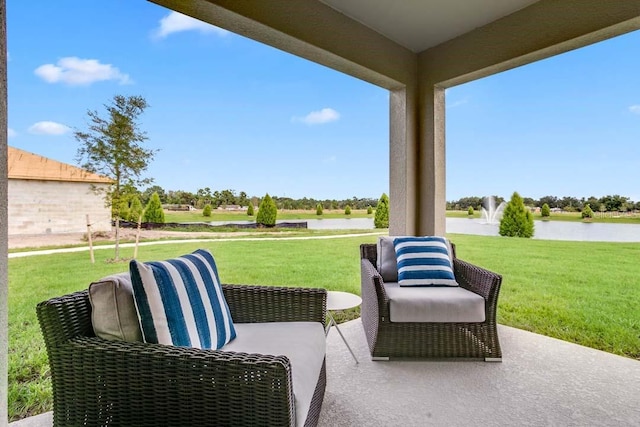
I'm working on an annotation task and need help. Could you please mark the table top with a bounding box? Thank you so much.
[327,291,362,311]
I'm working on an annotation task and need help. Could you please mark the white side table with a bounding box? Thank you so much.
[325,291,362,364]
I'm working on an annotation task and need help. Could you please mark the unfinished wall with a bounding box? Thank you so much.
[8,180,111,235]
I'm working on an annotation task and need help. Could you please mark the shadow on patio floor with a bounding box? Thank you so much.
[320,320,640,426]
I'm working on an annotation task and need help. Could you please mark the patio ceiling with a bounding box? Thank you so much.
[318,0,540,53]
[149,0,640,90]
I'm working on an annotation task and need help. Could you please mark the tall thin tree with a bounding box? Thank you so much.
[75,95,157,260]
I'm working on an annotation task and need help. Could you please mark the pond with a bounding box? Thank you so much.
[204,218,640,242]
[447,218,640,242]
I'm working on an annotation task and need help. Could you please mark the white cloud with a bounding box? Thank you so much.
[153,11,229,39]
[7,128,16,138]
[629,105,640,115]
[447,98,469,109]
[323,155,337,164]
[293,108,341,125]
[28,121,71,135]
[34,57,131,86]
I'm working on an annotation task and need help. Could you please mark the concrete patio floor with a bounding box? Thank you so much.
[10,320,640,426]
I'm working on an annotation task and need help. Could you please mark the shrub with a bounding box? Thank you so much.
[582,203,594,219]
[203,204,212,217]
[128,196,143,222]
[143,192,165,223]
[541,203,551,218]
[374,193,390,229]
[113,198,129,221]
[316,203,323,216]
[499,192,534,238]
[256,193,277,227]
[367,205,373,215]
[247,204,254,216]
[467,206,474,216]
[345,205,351,215]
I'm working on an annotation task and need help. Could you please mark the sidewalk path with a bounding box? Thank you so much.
[9,232,385,258]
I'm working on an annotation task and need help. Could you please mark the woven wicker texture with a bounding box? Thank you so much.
[360,243,502,360]
[37,285,327,427]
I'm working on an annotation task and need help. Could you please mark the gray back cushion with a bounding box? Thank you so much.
[377,236,399,282]
[88,272,143,342]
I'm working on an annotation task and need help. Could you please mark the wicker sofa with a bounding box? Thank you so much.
[360,238,502,361]
[37,283,327,427]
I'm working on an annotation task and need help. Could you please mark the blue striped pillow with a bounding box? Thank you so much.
[393,237,458,287]
[129,249,236,349]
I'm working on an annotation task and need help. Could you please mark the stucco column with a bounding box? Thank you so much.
[0,1,8,424]
[389,76,445,237]
[389,85,418,236]
[416,82,446,236]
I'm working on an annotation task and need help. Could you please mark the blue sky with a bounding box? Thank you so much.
[6,1,640,202]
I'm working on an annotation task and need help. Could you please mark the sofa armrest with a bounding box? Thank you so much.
[52,336,296,426]
[360,258,390,319]
[222,284,326,324]
[453,258,502,316]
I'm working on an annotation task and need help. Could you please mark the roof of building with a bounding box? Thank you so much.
[8,146,112,184]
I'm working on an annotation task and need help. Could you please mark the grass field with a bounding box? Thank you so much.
[8,233,640,420]
[164,208,374,223]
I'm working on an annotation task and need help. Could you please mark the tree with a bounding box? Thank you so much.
[467,206,474,216]
[367,205,373,215]
[142,185,166,205]
[143,192,165,223]
[256,193,277,227]
[75,95,156,260]
[238,191,249,207]
[345,205,352,215]
[599,194,628,212]
[203,204,212,217]
[538,195,559,209]
[499,192,534,238]
[582,203,594,219]
[247,203,255,216]
[196,187,212,208]
[128,195,144,222]
[374,193,390,229]
[541,203,551,218]
[316,203,323,216]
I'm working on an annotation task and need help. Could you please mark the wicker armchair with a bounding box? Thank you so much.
[360,243,502,361]
[37,284,327,427]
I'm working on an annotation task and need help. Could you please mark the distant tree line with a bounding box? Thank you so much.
[447,194,640,213]
[135,185,380,211]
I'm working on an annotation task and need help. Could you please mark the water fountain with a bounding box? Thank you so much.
[480,196,506,225]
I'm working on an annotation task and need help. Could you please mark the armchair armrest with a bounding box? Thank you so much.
[453,258,502,315]
[222,284,326,324]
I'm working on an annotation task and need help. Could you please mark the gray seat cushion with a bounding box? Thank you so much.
[383,281,486,323]
[225,322,326,427]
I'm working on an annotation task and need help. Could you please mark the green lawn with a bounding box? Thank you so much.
[164,208,373,223]
[8,233,640,420]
